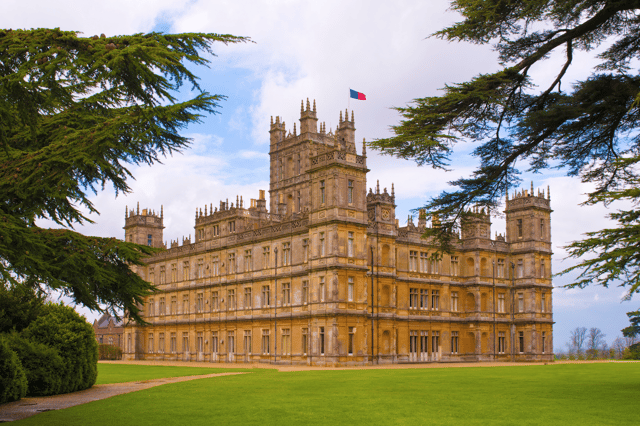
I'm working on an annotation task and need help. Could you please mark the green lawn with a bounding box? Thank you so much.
[95,363,249,384]
[14,363,640,425]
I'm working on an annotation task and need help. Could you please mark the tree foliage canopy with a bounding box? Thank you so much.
[0,28,248,322]
[370,1,640,325]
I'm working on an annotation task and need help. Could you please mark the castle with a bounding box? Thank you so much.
[122,99,553,365]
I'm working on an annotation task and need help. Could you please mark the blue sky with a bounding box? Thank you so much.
[5,0,636,350]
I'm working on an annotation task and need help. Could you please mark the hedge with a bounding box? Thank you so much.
[0,335,27,404]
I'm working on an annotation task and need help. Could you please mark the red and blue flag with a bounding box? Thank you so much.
[350,89,366,100]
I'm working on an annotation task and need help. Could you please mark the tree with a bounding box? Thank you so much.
[369,1,640,328]
[586,327,606,359]
[568,326,587,357]
[0,29,247,322]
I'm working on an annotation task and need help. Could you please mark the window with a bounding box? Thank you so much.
[297,155,301,175]
[244,330,252,355]
[197,332,203,353]
[159,267,165,284]
[262,329,270,355]
[540,259,546,278]
[348,327,355,355]
[182,294,189,314]
[212,224,219,237]
[212,256,220,277]
[517,259,524,278]
[451,291,458,312]
[196,258,203,279]
[431,290,440,310]
[451,331,459,354]
[431,258,439,274]
[281,328,291,355]
[170,263,177,282]
[302,239,309,263]
[348,232,354,257]
[282,283,291,306]
[542,331,546,354]
[431,331,440,353]
[319,232,325,257]
[262,247,270,269]
[420,252,429,273]
[409,331,418,361]
[451,256,459,276]
[420,289,428,310]
[409,288,418,309]
[244,287,252,309]
[279,160,284,180]
[497,259,505,278]
[170,332,177,353]
[346,180,353,205]
[170,296,177,315]
[196,293,204,313]
[244,250,252,272]
[498,293,505,313]
[158,297,165,316]
[297,190,301,212]
[320,180,325,204]
[302,328,309,355]
[518,293,524,312]
[420,331,428,360]
[211,332,218,356]
[517,218,523,238]
[262,285,270,308]
[211,291,219,311]
[158,333,165,353]
[228,253,236,274]
[147,234,153,246]
[149,268,155,285]
[519,331,525,353]
[229,220,236,233]
[228,331,235,358]
[148,333,154,353]
[319,327,325,355]
[302,281,309,304]
[409,251,418,272]
[498,332,506,354]
[227,289,235,311]
[182,333,189,354]
[540,219,545,238]
[183,261,190,281]
[282,243,291,266]
[348,277,354,302]
[148,298,155,317]
[541,293,546,313]
[319,277,325,302]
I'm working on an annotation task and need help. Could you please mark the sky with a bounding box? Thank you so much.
[4,0,636,350]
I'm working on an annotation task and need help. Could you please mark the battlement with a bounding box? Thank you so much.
[506,182,551,212]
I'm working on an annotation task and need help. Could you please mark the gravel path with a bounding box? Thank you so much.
[0,372,244,423]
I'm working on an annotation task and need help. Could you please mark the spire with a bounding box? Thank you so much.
[362,138,367,156]
[137,202,139,215]
[306,98,310,111]
[271,116,273,125]
[345,108,348,123]
[205,204,208,216]
[391,182,395,198]
[125,205,128,218]
[351,110,354,123]
[240,196,243,208]
[195,207,198,218]
[547,185,551,200]
[376,180,380,194]
[339,110,343,123]
[236,195,239,207]
[313,99,316,112]
[293,122,297,135]
[531,181,534,195]
[300,100,304,114]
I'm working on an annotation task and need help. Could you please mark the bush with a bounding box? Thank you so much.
[623,343,640,360]
[0,335,27,403]
[6,332,64,396]
[98,344,123,360]
[22,304,98,393]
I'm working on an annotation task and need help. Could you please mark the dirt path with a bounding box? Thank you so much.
[0,372,245,423]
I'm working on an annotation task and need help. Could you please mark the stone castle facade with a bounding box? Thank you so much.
[122,99,553,365]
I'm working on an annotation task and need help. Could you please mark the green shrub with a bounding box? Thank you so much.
[6,332,64,396]
[623,343,640,360]
[98,343,123,360]
[0,335,27,403]
[22,304,98,393]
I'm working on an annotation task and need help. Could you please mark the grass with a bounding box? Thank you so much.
[95,363,248,384]
[13,363,640,425]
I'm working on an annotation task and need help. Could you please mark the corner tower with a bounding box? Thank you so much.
[123,203,165,248]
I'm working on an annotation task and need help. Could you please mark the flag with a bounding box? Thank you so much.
[350,89,366,100]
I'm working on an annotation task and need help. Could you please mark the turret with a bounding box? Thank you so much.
[299,98,318,134]
[124,204,165,247]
